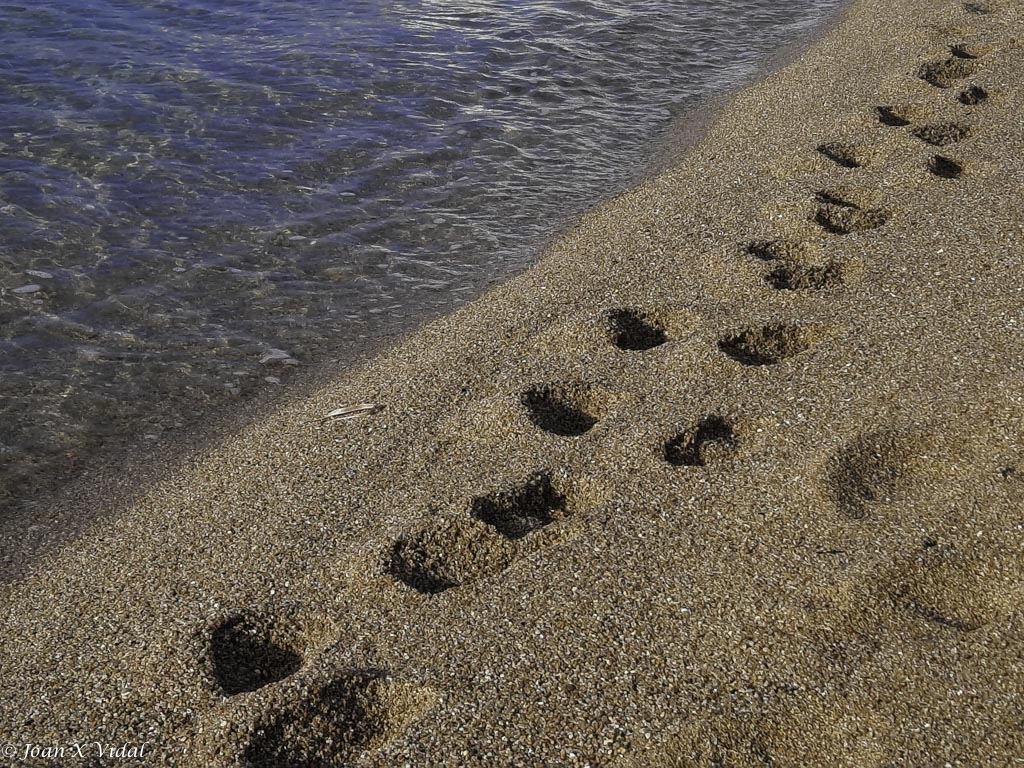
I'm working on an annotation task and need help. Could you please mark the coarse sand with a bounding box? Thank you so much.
[1,0,1023,765]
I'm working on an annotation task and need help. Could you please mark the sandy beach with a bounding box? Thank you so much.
[2,0,1023,764]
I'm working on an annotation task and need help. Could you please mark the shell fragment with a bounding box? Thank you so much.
[323,403,383,421]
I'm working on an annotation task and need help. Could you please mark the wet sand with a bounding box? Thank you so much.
[2,0,1023,764]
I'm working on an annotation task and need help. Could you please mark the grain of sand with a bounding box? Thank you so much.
[1,0,1023,765]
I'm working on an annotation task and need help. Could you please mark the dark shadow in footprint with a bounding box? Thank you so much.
[929,155,964,179]
[913,122,970,146]
[814,191,889,235]
[664,415,738,467]
[388,472,581,594]
[521,382,605,437]
[718,323,826,366]
[766,262,844,291]
[959,84,989,105]
[471,471,568,539]
[876,105,913,127]
[891,541,1005,633]
[210,612,304,696]
[388,524,474,594]
[951,41,991,59]
[242,671,432,767]
[387,516,523,595]
[817,142,867,169]
[963,2,994,13]
[605,308,668,352]
[746,238,821,264]
[918,58,975,88]
[826,430,936,521]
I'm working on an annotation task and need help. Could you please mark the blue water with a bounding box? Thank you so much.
[0,0,845,508]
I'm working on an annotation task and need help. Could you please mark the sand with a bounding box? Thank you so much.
[2,0,1023,764]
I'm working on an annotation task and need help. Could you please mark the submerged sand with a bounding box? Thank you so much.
[2,0,1023,764]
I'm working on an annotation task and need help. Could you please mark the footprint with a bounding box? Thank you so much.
[876,104,917,127]
[388,471,578,594]
[890,539,1010,632]
[604,307,669,352]
[918,57,976,88]
[963,1,997,14]
[241,670,435,767]
[817,141,877,169]
[928,154,965,179]
[950,40,994,59]
[470,470,570,539]
[718,322,828,366]
[825,430,938,520]
[388,519,504,594]
[206,609,306,696]
[814,190,889,235]
[958,84,989,105]
[765,262,845,291]
[521,381,610,437]
[912,121,971,146]
[745,238,823,264]
[663,415,739,467]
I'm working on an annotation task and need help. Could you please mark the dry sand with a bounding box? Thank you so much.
[2,0,1023,764]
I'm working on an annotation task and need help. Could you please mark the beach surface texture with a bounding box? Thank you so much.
[2,0,1023,764]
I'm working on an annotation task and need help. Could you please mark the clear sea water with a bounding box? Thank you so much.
[0,0,845,510]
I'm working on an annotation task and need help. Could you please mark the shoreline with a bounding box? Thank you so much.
[2,0,1023,764]
[0,1,854,582]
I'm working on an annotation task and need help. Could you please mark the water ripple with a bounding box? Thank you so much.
[0,0,845,508]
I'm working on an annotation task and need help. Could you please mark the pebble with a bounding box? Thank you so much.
[259,349,292,364]
[25,270,54,279]
[13,284,42,294]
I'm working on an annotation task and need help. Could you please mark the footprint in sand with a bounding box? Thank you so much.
[718,322,829,366]
[813,189,890,235]
[746,239,851,290]
[912,121,972,146]
[817,141,875,169]
[962,1,1000,15]
[958,84,990,105]
[604,307,669,352]
[928,154,965,179]
[520,381,611,437]
[918,57,976,88]
[205,607,308,696]
[746,238,823,263]
[767,261,847,291]
[387,471,580,595]
[825,429,941,521]
[663,415,740,467]
[240,669,435,767]
[601,305,697,351]
[876,104,920,127]
[950,40,995,60]
[888,538,1017,633]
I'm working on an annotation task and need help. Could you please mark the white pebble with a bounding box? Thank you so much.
[259,348,291,364]
[13,284,41,294]
[25,270,54,279]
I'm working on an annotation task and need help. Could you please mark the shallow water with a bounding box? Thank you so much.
[0,0,845,508]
